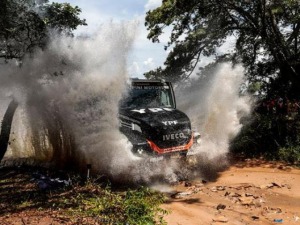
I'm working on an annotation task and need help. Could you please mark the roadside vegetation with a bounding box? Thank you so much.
[231,109,300,166]
[0,166,168,225]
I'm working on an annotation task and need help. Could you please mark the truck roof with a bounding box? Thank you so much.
[130,78,170,84]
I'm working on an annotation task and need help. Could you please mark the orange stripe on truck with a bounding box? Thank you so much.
[147,135,193,154]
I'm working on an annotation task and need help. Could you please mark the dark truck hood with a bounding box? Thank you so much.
[119,107,190,127]
[119,107,193,153]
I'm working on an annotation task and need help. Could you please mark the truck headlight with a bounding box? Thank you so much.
[132,123,142,133]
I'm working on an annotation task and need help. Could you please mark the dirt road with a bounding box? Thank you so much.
[0,158,299,225]
[162,159,300,225]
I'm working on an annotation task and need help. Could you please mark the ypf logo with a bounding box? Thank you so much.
[162,121,178,126]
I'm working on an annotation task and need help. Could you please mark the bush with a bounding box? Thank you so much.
[278,145,300,164]
[231,111,300,165]
[230,114,279,158]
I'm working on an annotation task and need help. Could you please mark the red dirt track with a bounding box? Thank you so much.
[163,159,300,225]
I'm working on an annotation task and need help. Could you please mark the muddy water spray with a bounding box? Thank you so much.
[176,63,251,178]
[0,22,138,174]
[1,26,251,183]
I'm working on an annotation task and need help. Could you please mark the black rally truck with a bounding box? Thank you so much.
[119,79,200,157]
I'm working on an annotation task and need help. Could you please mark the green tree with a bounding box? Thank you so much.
[0,0,86,60]
[0,0,86,162]
[145,0,300,96]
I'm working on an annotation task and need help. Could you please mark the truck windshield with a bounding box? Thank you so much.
[120,85,175,109]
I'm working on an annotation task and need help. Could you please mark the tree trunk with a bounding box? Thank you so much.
[281,63,300,96]
[0,99,18,162]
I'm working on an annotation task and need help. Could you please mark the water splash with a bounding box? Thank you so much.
[176,63,251,178]
[0,22,138,174]
[1,25,251,183]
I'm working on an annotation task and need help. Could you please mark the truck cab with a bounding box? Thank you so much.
[119,79,198,157]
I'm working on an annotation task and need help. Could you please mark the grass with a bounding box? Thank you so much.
[0,166,168,225]
[64,183,168,225]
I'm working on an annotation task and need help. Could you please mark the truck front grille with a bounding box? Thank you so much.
[148,124,192,150]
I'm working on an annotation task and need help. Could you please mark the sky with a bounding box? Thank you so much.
[52,0,168,78]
